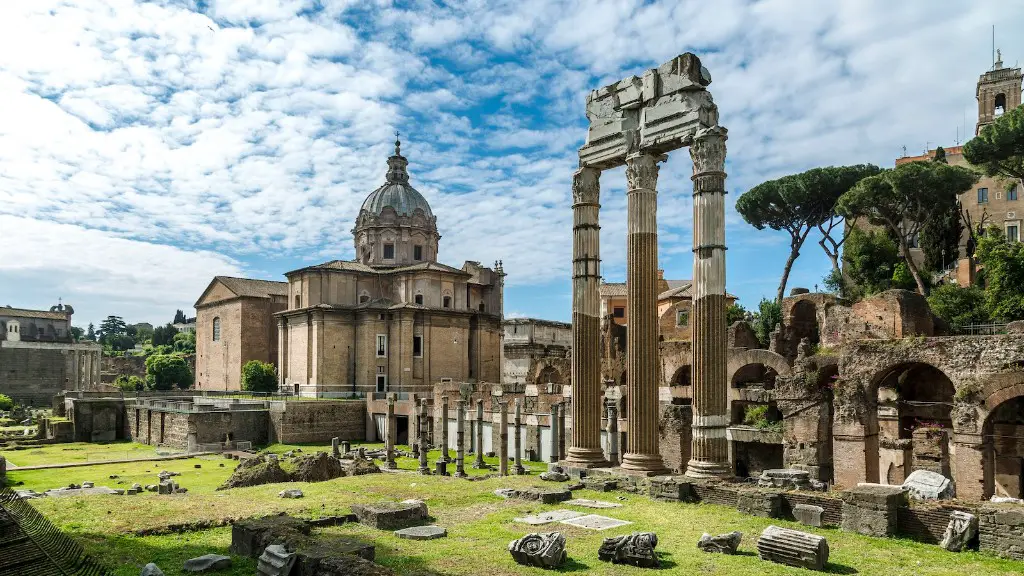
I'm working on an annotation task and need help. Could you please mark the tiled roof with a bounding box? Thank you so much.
[0,307,68,321]
[216,276,289,298]
[599,282,626,297]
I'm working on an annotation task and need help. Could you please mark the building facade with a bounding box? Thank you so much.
[503,318,571,387]
[275,139,504,396]
[600,271,736,341]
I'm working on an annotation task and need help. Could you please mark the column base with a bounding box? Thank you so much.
[620,452,670,476]
[513,465,527,475]
[471,461,487,469]
[684,459,732,480]
[563,447,609,468]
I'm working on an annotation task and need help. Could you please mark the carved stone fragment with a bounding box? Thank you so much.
[756,525,829,571]
[598,532,659,568]
[939,510,978,552]
[697,531,741,554]
[508,532,567,568]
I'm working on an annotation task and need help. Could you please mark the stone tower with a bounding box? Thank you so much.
[352,138,441,267]
[976,50,1022,135]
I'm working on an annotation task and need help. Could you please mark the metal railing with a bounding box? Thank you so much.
[0,485,110,575]
[955,323,1009,336]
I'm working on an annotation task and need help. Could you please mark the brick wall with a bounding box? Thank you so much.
[269,400,366,444]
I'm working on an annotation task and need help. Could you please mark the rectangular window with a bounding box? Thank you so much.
[376,374,387,392]
[414,294,423,305]
[414,245,423,260]
[613,307,625,318]
[413,335,423,357]
[676,310,689,327]
[377,366,384,374]
[978,187,989,204]
[1010,186,1019,201]
[383,244,395,259]
[1008,225,1019,243]
[376,334,387,357]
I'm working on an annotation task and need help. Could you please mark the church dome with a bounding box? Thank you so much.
[359,140,434,219]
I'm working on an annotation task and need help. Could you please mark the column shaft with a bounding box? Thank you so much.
[455,401,467,477]
[621,152,669,474]
[565,167,608,468]
[607,402,619,466]
[440,397,449,461]
[686,127,732,479]
[385,397,397,469]
[549,403,559,463]
[418,399,429,474]
[473,399,485,469]
[499,402,509,477]
[514,398,525,475]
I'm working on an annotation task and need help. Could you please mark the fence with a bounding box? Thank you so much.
[955,323,1008,336]
[0,485,111,575]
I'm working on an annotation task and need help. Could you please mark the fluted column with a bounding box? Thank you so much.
[686,126,731,479]
[385,396,397,469]
[418,399,429,474]
[621,151,669,474]
[473,399,485,469]
[514,398,525,475]
[565,166,607,468]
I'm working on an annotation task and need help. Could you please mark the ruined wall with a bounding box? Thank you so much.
[70,399,128,442]
[191,410,268,447]
[269,400,365,444]
[659,404,691,473]
[101,355,146,383]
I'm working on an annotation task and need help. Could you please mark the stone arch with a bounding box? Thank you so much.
[982,380,1024,499]
[789,299,819,346]
[669,365,691,387]
[534,364,563,386]
[728,349,792,385]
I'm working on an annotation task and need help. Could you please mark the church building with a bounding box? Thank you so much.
[275,139,505,396]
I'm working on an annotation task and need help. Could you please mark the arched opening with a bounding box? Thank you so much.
[869,362,954,484]
[670,365,691,387]
[212,317,221,342]
[442,295,451,308]
[789,300,819,346]
[814,364,838,483]
[414,294,423,305]
[731,363,778,389]
[730,361,785,478]
[537,365,561,386]
[619,370,627,387]
[984,395,1024,499]
[995,93,1007,117]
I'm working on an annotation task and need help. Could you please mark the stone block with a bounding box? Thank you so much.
[793,504,825,527]
[511,487,573,504]
[230,515,312,559]
[257,544,296,576]
[648,477,693,502]
[584,478,619,492]
[351,501,428,530]
[979,506,1024,559]
[140,563,164,576]
[940,511,978,552]
[278,489,304,499]
[697,531,741,554]
[394,526,447,540]
[508,532,566,568]
[183,554,231,573]
[737,490,782,519]
[296,537,376,565]
[841,484,907,537]
[598,532,659,568]
[757,525,829,571]
[757,469,811,491]
[902,470,955,500]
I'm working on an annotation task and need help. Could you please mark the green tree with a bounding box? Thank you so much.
[86,323,96,341]
[114,374,146,392]
[145,354,193,391]
[919,198,963,273]
[841,227,900,296]
[837,161,979,294]
[975,227,1024,321]
[173,330,196,354]
[134,324,154,344]
[0,393,13,411]
[963,104,1024,181]
[927,284,988,332]
[726,303,749,324]
[241,360,277,393]
[69,326,84,341]
[737,165,881,302]
[97,315,128,346]
[152,324,176,347]
[751,298,782,349]
[173,309,187,324]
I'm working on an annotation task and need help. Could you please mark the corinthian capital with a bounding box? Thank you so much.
[572,166,601,205]
[690,126,728,175]
[625,153,661,191]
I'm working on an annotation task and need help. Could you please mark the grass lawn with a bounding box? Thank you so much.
[1,441,162,467]
[8,446,1024,576]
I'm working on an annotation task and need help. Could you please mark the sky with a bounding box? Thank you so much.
[1,0,1023,330]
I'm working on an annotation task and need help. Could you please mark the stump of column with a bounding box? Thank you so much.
[499,401,509,477]
[549,403,560,464]
[332,437,340,459]
[620,151,669,475]
[473,399,486,469]
[385,397,397,469]
[606,402,619,467]
[439,397,449,462]
[514,398,526,475]
[685,127,732,480]
[418,399,430,475]
[564,166,608,469]
[454,401,467,478]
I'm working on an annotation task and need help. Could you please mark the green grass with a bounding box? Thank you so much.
[8,450,1024,576]
[1,441,162,467]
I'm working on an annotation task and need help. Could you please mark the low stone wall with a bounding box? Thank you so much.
[269,400,366,444]
[978,506,1024,559]
[897,502,975,544]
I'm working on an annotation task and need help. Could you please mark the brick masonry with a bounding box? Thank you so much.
[269,400,365,444]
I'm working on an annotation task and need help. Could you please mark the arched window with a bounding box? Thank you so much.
[359,290,370,304]
[414,294,424,305]
[212,317,221,341]
[996,93,1007,116]
[443,296,451,308]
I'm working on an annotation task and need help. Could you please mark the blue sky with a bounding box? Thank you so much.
[1,0,1023,329]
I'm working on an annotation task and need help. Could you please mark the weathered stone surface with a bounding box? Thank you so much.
[295,537,378,570]
[561,514,632,531]
[230,515,312,559]
[140,563,165,576]
[991,496,1023,504]
[793,504,825,527]
[978,506,1024,559]
[940,511,978,552]
[514,510,585,525]
[81,481,94,488]
[508,532,567,568]
[219,452,377,491]
[598,532,659,568]
[648,477,692,501]
[756,525,829,571]
[540,471,570,482]
[566,498,622,509]
[758,469,811,491]
[351,501,428,530]
[394,526,447,540]
[494,488,516,498]
[278,489,304,499]
[506,487,572,504]
[697,531,742,554]
[183,554,231,573]
[737,490,782,518]
[257,544,295,576]
[841,484,907,537]
[902,470,955,500]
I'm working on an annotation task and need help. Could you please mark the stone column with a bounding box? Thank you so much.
[686,127,731,480]
[455,401,467,477]
[473,399,485,469]
[565,166,607,468]
[332,437,340,458]
[499,401,509,476]
[621,151,669,475]
[439,396,449,462]
[385,396,397,469]
[277,318,288,392]
[558,403,567,460]
[606,401,619,466]
[549,403,560,463]
[418,399,429,475]
[514,398,525,475]
[71,351,80,391]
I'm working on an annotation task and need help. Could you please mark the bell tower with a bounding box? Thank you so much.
[976,49,1023,134]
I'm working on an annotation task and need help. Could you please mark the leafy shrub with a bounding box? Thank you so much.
[0,393,12,411]
[241,360,277,393]
[145,354,193,391]
[114,374,146,392]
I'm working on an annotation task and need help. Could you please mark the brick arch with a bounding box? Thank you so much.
[533,363,566,386]
[981,371,1024,413]
[727,349,792,384]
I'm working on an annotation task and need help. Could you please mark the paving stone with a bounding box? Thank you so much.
[514,510,585,525]
[566,498,622,509]
[183,553,232,572]
[560,514,632,531]
[394,526,447,540]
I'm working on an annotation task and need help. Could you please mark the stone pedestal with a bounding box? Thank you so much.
[331,437,340,459]
[686,128,731,480]
[565,166,608,469]
[473,399,485,469]
[621,152,668,475]
[840,484,907,537]
[514,399,526,475]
